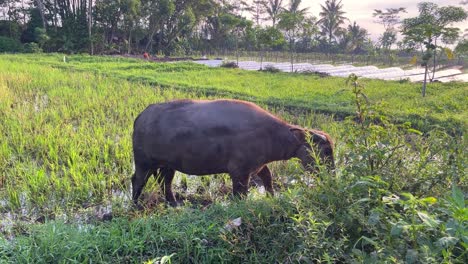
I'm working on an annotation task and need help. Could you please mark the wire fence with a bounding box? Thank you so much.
[189,50,467,69]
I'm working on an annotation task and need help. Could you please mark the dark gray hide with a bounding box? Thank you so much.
[132,99,334,206]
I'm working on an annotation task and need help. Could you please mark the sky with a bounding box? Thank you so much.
[256,0,468,41]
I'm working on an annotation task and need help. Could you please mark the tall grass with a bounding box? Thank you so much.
[0,57,335,215]
[2,54,467,132]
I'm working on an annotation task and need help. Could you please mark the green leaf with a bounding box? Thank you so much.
[406,249,418,264]
[401,192,415,201]
[407,128,423,135]
[382,194,400,204]
[437,237,459,249]
[444,47,454,60]
[361,236,378,246]
[451,185,465,208]
[417,211,441,228]
[419,197,437,205]
[368,211,380,225]
[391,223,403,236]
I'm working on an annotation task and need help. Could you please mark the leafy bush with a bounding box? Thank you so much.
[299,70,330,77]
[321,74,468,262]
[23,42,43,53]
[260,65,280,73]
[0,36,22,52]
[339,74,465,196]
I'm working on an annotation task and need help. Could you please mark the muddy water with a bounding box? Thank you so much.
[0,189,132,239]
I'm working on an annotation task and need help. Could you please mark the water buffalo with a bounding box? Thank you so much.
[132,99,334,206]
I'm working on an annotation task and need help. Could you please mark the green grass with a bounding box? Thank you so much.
[2,54,467,132]
[0,54,466,263]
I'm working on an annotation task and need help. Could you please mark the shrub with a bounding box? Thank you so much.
[260,65,280,73]
[23,42,43,53]
[220,61,239,68]
[0,36,22,52]
[300,70,330,77]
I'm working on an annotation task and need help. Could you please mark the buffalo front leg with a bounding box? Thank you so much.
[257,166,274,196]
[229,170,251,198]
[132,164,154,206]
[157,168,177,206]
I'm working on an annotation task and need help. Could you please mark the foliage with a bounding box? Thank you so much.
[318,0,347,47]
[20,8,45,44]
[22,42,43,53]
[257,26,286,50]
[455,38,468,56]
[339,22,369,55]
[372,7,406,50]
[401,2,468,96]
[0,20,22,40]
[278,0,308,71]
[220,61,239,68]
[262,0,284,27]
[0,36,22,52]
[260,64,280,73]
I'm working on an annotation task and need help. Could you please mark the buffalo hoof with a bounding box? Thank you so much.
[132,202,145,211]
[167,200,180,207]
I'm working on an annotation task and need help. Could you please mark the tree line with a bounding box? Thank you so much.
[0,0,467,60]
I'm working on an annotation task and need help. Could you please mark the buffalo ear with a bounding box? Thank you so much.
[312,133,328,143]
[290,127,306,143]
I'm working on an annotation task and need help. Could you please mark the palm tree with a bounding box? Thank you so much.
[262,0,284,27]
[278,0,308,71]
[318,0,347,46]
[286,0,308,16]
[347,22,368,52]
[344,22,368,62]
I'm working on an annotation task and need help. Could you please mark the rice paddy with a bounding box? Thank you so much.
[0,54,466,263]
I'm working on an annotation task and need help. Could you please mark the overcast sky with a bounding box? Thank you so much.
[255,0,468,41]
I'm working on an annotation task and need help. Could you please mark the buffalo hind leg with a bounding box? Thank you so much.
[132,164,155,206]
[257,166,274,196]
[156,168,177,206]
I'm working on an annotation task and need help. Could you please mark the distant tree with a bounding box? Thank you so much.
[401,2,468,97]
[34,27,48,48]
[318,0,347,50]
[262,0,283,27]
[0,0,27,23]
[278,0,308,71]
[20,7,45,43]
[455,38,468,56]
[202,1,251,58]
[257,26,285,68]
[87,0,93,54]
[461,0,468,38]
[341,21,368,62]
[296,15,319,51]
[373,7,406,51]
[34,0,47,30]
[247,0,266,26]
[0,20,21,40]
[121,0,141,54]
[143,0,175,52]
[53,0,92,52]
